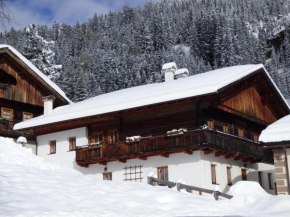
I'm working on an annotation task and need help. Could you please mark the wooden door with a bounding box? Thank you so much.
[241,169,247,181]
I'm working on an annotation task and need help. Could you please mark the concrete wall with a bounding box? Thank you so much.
[36,129,276,194]
[37,127,88,168]
[26,140,36,155]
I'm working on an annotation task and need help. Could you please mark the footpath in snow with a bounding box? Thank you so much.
[0,137,290,217]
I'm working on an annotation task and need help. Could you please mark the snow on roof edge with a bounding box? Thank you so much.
[14,64,282,131]
[261,65,290,111]
[0,45,71,103]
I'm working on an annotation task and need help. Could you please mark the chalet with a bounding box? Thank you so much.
[260,115,290,195]
[14,63,289,194]
[0,45,70,153]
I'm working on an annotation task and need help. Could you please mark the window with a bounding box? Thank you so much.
[108,129,118,144]
[258,171,263,188]
[23,112,33,121]
[157,166,168,181]
[69,137,76,151]
[124,165,143,182]
[103,172,112,180]
[241,169,247,181]
[237,127,245,138]
[207,119,215,130]
[94,132,103,143]
[253,133,259,143]
[227,167,232,185]
[1,107,13,120]
[211,165,216,184]
[222,123,230,133]
[268,173,273,189]
[50,140,56,154]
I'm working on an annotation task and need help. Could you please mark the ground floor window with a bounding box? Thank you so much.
[50,140,56,154]
[241,169,247,181]
[227,167,232,185]
[69,137,76,151]
[157,166,168,181]
[258,171,263,187]
[211,165,216,184]
[268,173,273,189]
[123,165,143,182]
[103,172,112,180]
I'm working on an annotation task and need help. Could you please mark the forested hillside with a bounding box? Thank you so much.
[1,0,290,102]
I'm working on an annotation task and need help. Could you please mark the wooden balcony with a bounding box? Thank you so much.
[0,118,34,139]
[76,129,273,167]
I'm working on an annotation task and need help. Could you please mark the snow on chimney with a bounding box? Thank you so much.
[161,62,177,82]
[42,95,55,115]
[175,68,189,79]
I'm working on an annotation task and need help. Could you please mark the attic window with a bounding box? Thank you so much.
[0,69,17,88]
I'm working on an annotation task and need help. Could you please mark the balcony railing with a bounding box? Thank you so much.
[76,129,273,167]
[0,118,33,138]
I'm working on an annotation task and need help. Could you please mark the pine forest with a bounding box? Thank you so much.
[1,0,290,102]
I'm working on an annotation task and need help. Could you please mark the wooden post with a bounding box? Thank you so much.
[147,177,153,185]
[177,183,181,192]
[213,191,219,201]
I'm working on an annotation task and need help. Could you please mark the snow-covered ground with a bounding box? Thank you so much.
[0,137,289,217]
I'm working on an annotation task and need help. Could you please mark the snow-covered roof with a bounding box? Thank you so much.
[259,114,290,143]
[14,64,289,130]
[0,45,71,103]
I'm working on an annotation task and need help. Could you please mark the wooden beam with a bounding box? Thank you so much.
[215,150,226,157]
[160,153,169,158]
[225,151,237,159]
[138,156,147,161]
[97,161,107,165]
[203,148,213,155]
[184,150,193,155]
[77,163,89,168]
[234,155,246,161]
[117,159,127,163]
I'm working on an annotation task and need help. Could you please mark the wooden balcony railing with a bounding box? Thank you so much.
[76,129,273,167]
[0,118,34,138]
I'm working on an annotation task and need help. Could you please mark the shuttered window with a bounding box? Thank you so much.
[69,137,76,151]
[227,167,232,185]
[211,165,216,184]
[50,140,56,154]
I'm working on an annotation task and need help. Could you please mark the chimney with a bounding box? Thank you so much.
[175,68,189,79]
[42,95,55,115]
[161,62,177,82]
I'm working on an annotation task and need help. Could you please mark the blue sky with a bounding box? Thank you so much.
[5,0,158,31]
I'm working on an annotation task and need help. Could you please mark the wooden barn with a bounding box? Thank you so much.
[0,45,70,152]
[14,63,289,193]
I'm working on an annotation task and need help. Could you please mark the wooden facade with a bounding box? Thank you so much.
[28,68,289,166]
[0,47,69,139]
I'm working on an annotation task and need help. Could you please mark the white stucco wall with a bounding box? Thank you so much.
[36,129,276,194]
[37,127,88,168]
[201,152,275,194]
[26,140,36,155]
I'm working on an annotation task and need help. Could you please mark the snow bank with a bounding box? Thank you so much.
[15,64,289,131]
[1,137,290,217]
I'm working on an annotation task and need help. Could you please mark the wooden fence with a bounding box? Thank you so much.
[147,176,233,200]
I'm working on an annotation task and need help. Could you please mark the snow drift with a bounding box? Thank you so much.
[0,137,290,217]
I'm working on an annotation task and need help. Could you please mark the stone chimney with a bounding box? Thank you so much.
[42,95,55,115]
[161,62,177,82]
